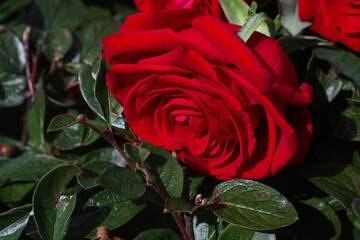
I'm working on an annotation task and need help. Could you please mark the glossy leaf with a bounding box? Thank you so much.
[0,152,67,186]
[78,147,127,167]
[315,47,360,87]
[193,209,225,240]
[310,165,360,229]
[27,80,45,152]
[278,0,311,35]
[29,0,86,30]
[43,28,73,61]
[96,166,145,199]
[134,228,182,240]
[164,197,193,213]
[210,179,298,230]
[219,224,275,240]
[84,190,147,237]
[124,144,150,164]
[0,210,30,240]
[334,105,360,141]
[142,141,183,198]
[0,72,26,108]
[0,32,26,74]
[33,164,80,240]
[77,160,116,189]
[94,59,111,123]
[47,114,79,132]
[79,64,104,120]
[300,197,341,239]
[48,123,84,150]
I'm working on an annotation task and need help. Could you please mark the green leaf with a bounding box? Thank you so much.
[29,0,86,31]
[134,228,182,240]
[0,32,26,74]
[27,79,46,152]
[219,224,275,240]
[219,0,251,26]
[193,209,225,240]
[79,64,104,120]
[278,0,311,35]
[210,179,298,230]
[95,59,111,123]
[33,164,80,240]
[78,147,127,167]
[278,35,330,55]
[164,197,193,213]
[189,178,205,201]
[109,94,127,130]
[309,165,360,229]
[299,197,341,239]
[43,28,73,61]
[0,72,26,108]
[47,114,80,132]
[315,47,360,87]
[238,12,274,41]
[219,0,274,39]
[142,141,183,198]
[0,152,67,186]
[124,144,150,164]
[334,105,360,141]
[77,161,116,189]
[0,210,30,240]
[48,123,84,150]
[0,182,35,206]
[83,190,147,238]
[0,0,30,22]
[96,166,145,199]
[0,136,25,148]
[318,68,343,103]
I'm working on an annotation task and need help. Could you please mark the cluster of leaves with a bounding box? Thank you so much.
[0,0,360,239]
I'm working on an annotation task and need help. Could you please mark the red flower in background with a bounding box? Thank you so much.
[102,10,313,180]
[298,0,360,52]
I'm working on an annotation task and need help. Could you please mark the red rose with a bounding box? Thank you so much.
[133,0,263,19]
[102,10,313,180]
[134,0,224,19]
[298,0,360,52]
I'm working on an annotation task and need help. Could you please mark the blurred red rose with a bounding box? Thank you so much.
[133,0,264,19]
[298,0,360,51]
[102,10,313,180]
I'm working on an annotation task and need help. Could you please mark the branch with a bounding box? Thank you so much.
[77,114,191,240]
